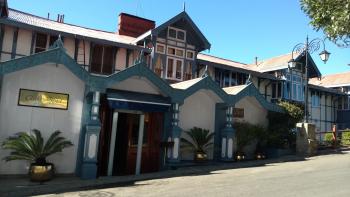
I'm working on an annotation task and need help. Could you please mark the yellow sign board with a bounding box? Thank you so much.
[18,89,69,110]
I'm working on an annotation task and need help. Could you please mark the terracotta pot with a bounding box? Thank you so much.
[29,163,54,182]
[194,151,207,162]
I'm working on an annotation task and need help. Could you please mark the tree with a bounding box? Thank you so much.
[300,0,350,47]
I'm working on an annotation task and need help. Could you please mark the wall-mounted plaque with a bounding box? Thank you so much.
[233,108,244,118]
[18,89,69,110]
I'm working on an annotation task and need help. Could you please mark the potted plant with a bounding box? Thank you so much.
[2,129,73,182]
[181,127,214,162]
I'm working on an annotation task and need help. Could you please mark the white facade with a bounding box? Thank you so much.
[179,89,222,160]
[0,63,85,174]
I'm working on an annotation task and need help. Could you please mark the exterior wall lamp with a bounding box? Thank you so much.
[288,36,330,123]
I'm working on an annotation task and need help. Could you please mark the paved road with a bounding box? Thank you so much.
[39,152,350,197]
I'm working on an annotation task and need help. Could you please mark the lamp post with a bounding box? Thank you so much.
[289,36,330,123]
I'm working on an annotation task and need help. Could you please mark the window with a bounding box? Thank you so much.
[223,72,230,87]
[90,44,114,75]
[291,75,304,101]
[167,46,185,58]
[311,91,320,107]
[186,50,195,60]
[168,27,186,41]
[35,33,47,53]
[156,43,165,54]
[231,72,237,86]
[167,47,176,55]
[175,49,184,57]
[166,57,183,80]
[283,82,291,99]
[184,61,193,80]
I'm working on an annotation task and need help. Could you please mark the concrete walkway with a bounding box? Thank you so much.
[1,149,346,197]
[0,155,304,197]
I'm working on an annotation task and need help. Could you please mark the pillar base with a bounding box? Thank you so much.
[81,163,97,179]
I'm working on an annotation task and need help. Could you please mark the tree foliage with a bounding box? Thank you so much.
[2,129,73,165]
[267,102,304,148]
[300,0,350,47]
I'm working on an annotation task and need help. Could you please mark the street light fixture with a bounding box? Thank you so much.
[289,36,330,123]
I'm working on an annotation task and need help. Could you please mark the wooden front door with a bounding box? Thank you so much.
[124,112,163,174]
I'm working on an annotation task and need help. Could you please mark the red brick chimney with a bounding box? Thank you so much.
[117,13,155,37]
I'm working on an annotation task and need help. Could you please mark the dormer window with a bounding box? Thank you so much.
[168,27,186,42]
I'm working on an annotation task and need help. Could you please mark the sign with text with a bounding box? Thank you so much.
[233,108,244,118]
[18,89,69,110]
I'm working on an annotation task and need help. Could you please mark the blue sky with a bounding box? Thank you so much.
[8,0,349,75]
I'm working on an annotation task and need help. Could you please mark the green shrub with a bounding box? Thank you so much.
[341,131,350,146]
[267,101,303,149]
[324,132,334,146]
[234,122,267,152]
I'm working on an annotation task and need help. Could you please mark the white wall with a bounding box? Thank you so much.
[63,37,75,59]
[16,28,32,57]
[234,96,268,127]
[0,63,85,174]
[116,48,126,71]
[1,25,14,62]
[178,89,222,160]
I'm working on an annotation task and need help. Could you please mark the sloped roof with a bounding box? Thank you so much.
[197,53,255,71]
[223,84,249,95]
[253,53,295,72]
[3,8,137,45]
[309,71,350,88]
[197,53,278,80]
[253,52,321,78]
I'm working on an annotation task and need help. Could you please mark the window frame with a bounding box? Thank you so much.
[156,43,165,54]
[166,56,184,81]
[186,50,195,60]
[34,33,48,53]
[167,46,185,58]
[90,44,115,75]
[167,26,186,42]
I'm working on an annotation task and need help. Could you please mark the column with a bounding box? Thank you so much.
[221,106,235,161]
[81,91,101,179]
[168,103,182,163]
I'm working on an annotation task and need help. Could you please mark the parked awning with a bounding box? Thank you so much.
[107,90,171,112]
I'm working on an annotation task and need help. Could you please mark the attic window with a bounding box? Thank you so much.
[168,27,186,42]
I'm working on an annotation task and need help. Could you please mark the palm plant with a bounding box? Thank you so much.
[2,129,73,165]
[181,127,214,154]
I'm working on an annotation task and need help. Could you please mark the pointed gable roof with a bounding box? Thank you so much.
[135,11,211,51]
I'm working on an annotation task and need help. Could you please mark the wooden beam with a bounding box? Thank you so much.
[11,27,18,59]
